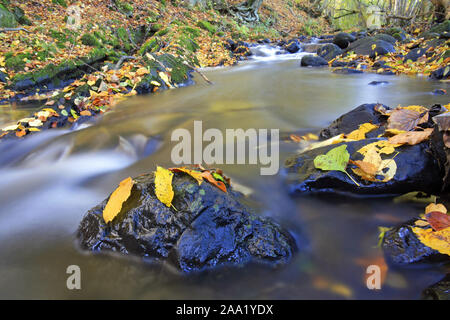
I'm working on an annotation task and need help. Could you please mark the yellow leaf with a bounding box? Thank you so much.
[169,167,203,185]
[302,134,353,152]
[159,72,172,88]
[346,122,378,140]
[425,203,447,214]
[28,119,43,127]
[379,158,397,182]
[402,105,428,113]
[412,227,450,256]
[103,177,134,223]
[383,128,406,137]
[155,166,174,207]
[136,67,150,76]
[2,124,20,131]
[357,140,399,156]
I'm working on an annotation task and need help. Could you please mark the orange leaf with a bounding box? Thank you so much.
[103,177,134,223]
[388,128,433,145]
[201,171,227,193]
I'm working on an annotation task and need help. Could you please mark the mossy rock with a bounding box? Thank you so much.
[116,27,134,52]
[430,20,450,34]
[181,26,201,38]
[197,20,216,34]
[155,27,170,37]
[52,0,68,7]
[0,4,17,28]
[81,33,102,47]
[150,23,163,33]
[5,53,31,71]
[11,6,31,25]
[116,1,133,17]
[138,37,160,55]
[178,35,199,52]
[157,54,190,84]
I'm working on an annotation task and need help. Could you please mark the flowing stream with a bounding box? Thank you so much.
[0,47,449,299]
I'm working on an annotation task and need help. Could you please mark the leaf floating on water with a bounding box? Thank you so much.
[412,227,450,256]
[155,166,174,207]
[388,128,433,145]
[103,177,134,223]
[169,167,203,185]
[201,171,227,193]
[314,145,360,186]
[346,122,378,140]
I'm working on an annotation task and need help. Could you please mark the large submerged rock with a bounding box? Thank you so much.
[284,103,445,196]
[381,219,448,265]
[77,172,295,273]
[422,274,450,300]
[285,138,442,195]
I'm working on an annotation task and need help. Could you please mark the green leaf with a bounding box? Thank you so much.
[70,108,79,119]
[61,110,68,116]
[212,172,225,183]
[314,144,350,172]
[314,144,360,186]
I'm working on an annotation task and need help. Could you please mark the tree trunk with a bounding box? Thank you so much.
[232,0,264,23]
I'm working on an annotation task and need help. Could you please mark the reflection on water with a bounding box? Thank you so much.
[0,59,449,299]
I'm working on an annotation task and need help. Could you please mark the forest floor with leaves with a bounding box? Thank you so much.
[0,0,329,138]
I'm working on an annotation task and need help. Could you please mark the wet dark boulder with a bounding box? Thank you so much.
[430,65,450,80]
[285,39,301,54]
[368,80,389,85]
[332,67,363,74]
[373,33,397,45]
[404,47,427,62]
[422,274,450,300]
[284,138,443,196]
[331,60,349,68]
[300,55,328,67]
[333,32,356,49]
[317,43,343,61]
[433,89,447,95]
[0,71,7,83]
[77,172,295,273]
[319,103,390,140]
[300,43,324,53]
[382,219,449,265]
[346,37,395,59]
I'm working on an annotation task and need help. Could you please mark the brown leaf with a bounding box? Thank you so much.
[387,108,428,131]
[444,131,450,148]
[425,211,450,231]
[388,128,433,145]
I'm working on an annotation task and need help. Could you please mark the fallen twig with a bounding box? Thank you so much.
[114,56,137,70]
[0,27,30,33]
[182,61,213,85]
